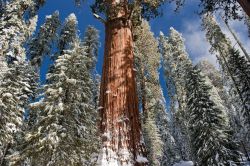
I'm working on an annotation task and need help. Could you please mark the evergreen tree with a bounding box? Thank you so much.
[202,14,249,126]
[222,18,250,61]
[29,11,60,67]
[203,15,250,155]
[133,20,177,166]
[0,0,38,63]
[82,26,100,109]
[197,60,241,138]
[27,12,61,127]
[0,0,42,164]
[228,49,250,125]
[83,25,100,71]
[9,15,99,165]
[159,28,192,161]
[0,61,37,165]
[186,66,240,165]
[58,13,78,52]
[142,110,162,166]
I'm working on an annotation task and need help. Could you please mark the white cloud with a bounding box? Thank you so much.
[181,19,218,66]
[180,16,250,68]
[217,16,250,54]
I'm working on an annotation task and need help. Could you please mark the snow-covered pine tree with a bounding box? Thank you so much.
[0,0,41,164]
[26,12,61,127]
[196,60,241,139]
[82,26,100,109]
[202,14,250,153]
[0,59,38,165]
[227,49,250,161]
[186,66,240,165]
[228,48,250,125]
[154,92,179,166]
[0,0,38,63]
[159,28,193,162]
[9,14,99,166]
[47,13,78,81]
[83,25,100,71]
[133,20,164,165]
[58,14,78,53]
[29,11,60,67]
[133,20,178,166]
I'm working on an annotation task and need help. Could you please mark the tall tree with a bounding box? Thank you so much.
[159,28,193,162]
[227,49,250,160]
[186,66,240,165]
[91,1,167,165]
[9,14,99,166]
[0,0,44,62]
[133,20,177,166]
[0,0,42,164]
[221,17,250,61]
[228,49,250,124]
[0,61,36,165]
[83,25,100,71]
[82,26,100,109]
[196,60,241,136]
[27,12,61,127]
[29,11,61,68]
[133,20,162,166]
[202,14,249,120]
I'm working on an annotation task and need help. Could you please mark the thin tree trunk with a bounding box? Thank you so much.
[98,2,146,165]
[222,18,250,61]
[237,0,250,17]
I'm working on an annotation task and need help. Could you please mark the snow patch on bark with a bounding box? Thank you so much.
[136,155,148,163]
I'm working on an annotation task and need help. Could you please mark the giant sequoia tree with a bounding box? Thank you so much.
[90,1,167,165]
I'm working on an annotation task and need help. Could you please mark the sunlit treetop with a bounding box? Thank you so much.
[90,0,167,22]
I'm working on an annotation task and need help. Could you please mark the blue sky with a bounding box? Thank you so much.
[37,0,250,107]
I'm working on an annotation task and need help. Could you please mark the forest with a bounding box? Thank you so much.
[0,0,249,166]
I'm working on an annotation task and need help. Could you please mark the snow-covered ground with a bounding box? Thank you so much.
[173,161,194,166]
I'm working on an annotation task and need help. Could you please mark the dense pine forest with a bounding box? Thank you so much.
[0,0,249,166]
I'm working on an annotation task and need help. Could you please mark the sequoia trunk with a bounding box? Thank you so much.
[237,0,250,17]
[97,3,146,166]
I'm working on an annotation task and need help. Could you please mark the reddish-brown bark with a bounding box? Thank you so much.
[98,1,146,165]
[237,0,250,17]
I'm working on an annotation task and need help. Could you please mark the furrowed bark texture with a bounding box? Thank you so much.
[98,2,146,165]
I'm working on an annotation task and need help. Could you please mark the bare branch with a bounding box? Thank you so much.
[93,13,106,24]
